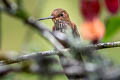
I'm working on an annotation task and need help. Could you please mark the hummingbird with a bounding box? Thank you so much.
[38,8,80,48]
[38,9,83,80]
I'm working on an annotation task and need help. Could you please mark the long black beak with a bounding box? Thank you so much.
[37,16,54,21]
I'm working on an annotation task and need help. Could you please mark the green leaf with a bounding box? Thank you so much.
[103,16,120,41]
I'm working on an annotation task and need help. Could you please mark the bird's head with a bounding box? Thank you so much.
[38,8,71,23]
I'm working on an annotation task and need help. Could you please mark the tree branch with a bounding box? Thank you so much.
[89,41,120,49]
[0,41,119,65]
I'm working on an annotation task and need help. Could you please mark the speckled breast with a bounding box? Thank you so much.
[54,20,69,33]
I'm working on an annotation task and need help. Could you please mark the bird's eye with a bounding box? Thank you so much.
[60,13,64,17]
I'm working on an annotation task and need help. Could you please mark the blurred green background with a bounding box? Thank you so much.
[1,0,120,80]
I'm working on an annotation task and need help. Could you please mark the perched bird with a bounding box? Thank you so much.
[38,8,83,80]
[38,8,80,48]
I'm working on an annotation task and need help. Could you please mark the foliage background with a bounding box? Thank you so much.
[1,0,120,80]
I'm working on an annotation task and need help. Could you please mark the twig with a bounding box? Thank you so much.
[89,41,120,49]
[0,49,68,65]
[0,41,119,65]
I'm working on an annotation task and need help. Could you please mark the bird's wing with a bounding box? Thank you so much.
[71,22,80,38]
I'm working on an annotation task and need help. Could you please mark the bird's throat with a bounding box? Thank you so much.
[54,20,69,33]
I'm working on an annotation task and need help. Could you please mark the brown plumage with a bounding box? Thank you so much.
[51,8,80,37]
[38,8,80,48]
